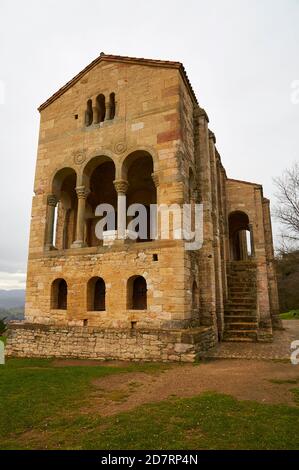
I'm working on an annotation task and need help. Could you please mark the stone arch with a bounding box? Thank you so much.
[228,211,253,261]
[120,147,158,180]
[50,166,78,198]
[127,275,147,310]
[78,151,117,186]
[51,278,68,310]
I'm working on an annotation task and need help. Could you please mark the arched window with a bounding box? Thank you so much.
[87,277,106,311]
[85,99,93,126]
[51,279,67,310]
[128,275,147,310]
[96,94,106,123]
[109,92,116,119]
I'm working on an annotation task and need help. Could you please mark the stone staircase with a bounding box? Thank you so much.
[224,261,258,342]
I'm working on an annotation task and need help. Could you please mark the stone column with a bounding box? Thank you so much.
[248,223,255,257]
[254,186,273,340]
[93,106,99,124]
[209,130,224,338]
[71,186,88,248]
[151,172,159,240]
[113,179,129,240]
[239,230,248,260]
[105,102,112,121]
[45,195,57,250]
[262,198,282,329]
[194,106,217,333]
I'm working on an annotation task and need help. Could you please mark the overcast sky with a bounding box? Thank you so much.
[0,0,298,289]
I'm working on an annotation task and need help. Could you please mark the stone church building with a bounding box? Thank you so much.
[6,53,282,361]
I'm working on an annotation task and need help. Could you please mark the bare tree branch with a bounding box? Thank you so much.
[273,162,299,252]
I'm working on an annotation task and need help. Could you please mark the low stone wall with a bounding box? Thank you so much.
[5,322,217,362]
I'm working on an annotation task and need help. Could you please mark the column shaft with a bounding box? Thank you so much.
[45,195,57,250]
[71,186,87,248]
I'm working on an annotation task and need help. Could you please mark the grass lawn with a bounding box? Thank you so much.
[280,309,299,320]
[0,358,299,450]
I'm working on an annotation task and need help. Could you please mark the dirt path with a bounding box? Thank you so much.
[79,359,299,416]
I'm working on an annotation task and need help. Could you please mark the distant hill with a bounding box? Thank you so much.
[0,289,25,309]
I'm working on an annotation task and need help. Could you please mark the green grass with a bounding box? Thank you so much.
[280,309,299,320]
[0,358,299,450]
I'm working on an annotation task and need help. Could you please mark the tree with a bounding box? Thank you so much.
[274,162,299,252]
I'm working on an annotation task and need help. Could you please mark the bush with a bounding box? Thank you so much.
[0,318,7,335]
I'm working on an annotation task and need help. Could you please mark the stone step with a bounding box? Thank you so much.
[228,280,256,286]
[225,322,258,331]
[224,314,258,323]
[223,329,258,340]
[228,287,255,294]
[228,294,255,300]
[228,272,256,277]
[229,262,257,270]
[225,307,257,314]
[228,279,256,286]
[226,297,256,309]
[223,336,256,343]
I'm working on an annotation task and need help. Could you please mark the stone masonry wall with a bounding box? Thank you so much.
[6,323,217,363]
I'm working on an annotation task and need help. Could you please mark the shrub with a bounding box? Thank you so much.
[0,317,7,335]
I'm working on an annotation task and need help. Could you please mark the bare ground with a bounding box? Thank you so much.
[52,320,299,417]
[76,359,299,416]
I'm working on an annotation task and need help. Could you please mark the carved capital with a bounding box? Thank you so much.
[47,194,57,207]
[151,172,160,187]
[75,186,88,199]
[113,179,129,194]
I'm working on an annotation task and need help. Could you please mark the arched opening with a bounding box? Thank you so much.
[87,277,106,311]
[228,211,253,261]
[51,168,77,249]
[109,92,116,119]
[123,151,156,242]
[51,279,67,310]
[127,275,147,310]
[85,99,93,126]
[83,156,116,247]
[96,94,106,123]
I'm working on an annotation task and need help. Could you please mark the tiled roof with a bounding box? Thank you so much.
[38,53,198,111]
